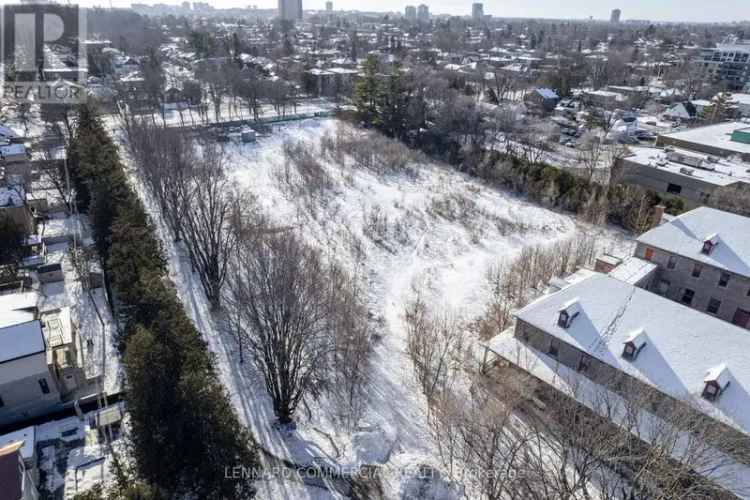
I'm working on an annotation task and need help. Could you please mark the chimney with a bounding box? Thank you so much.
[650,205,665,228]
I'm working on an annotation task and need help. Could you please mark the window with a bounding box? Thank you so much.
[667,256,677,270]
[0,395,3,408]
[719,272,731,288]
[681,289,695,305]
[557,311,569,328]
[622,343,636,359]
[578,354,591,373]
[548,339,559,358]
[707,298,722,315]
[692,263,703,278]
[747,287,750,297]
[703,383,719,399]
[644,247,654,261]
[39,378,50,394]
[667,183,682,194]
[658,279,670,295]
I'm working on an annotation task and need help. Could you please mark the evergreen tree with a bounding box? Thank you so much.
[353,55,379,125]
[375,64,409,138]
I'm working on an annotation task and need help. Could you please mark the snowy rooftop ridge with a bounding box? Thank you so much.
[486,335,750,499]
[637,206,750,278]
[514,272,750,436]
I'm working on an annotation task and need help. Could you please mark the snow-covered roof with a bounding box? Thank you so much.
[624,146,750,187]
[0,291,40,313]
[608,256,657,285]
[0,319,45,363]
[661,121,750,156]
[730,93,750,106]
[0,126,18,139]
[0,310,35,329]
[514,272,750,435]
[637,207,750,278]
[535,87,559,100]
[486,334,750,499]
[0,188,24,208]
[0,143,26,156]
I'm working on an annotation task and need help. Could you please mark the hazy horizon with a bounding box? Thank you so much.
[77,0,750,23]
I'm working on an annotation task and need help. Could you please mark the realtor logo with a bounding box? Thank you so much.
[1,3,87,103]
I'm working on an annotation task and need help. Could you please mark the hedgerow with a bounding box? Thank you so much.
[67,104,259,499]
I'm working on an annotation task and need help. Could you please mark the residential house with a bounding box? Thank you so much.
[524,87,559,112]
[662,101,697,122]
[635,207,750,329]
[0,298,86,427]
[487,272,750,497]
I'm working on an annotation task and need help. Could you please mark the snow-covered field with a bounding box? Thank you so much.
[130,118,633,499]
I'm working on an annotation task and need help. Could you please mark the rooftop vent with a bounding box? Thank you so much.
[679,167,694,176]
[557,298,581,329]
[622,328,647,360]
[702,233,719,255]
[702,364,731,401]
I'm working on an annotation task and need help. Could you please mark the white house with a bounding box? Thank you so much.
[0,317,62,426]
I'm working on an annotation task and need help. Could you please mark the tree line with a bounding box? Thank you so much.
[121,114,375,432]
[67,104,259,499]
[350,55,684,233]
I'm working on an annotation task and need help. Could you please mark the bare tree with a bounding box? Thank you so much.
[404,294,467,402]
[180,143,240,309]
[226,231,334,424]
[121,117,194,240]
[325,262,373,429]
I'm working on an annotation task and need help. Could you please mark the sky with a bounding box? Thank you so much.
[81,0,750,23]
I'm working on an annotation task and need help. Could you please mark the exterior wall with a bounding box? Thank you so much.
[619,158,714,207]
[0,354,62,426]
[634,242,750,328]
[618,157,750,212]
[512,319,750,462]
[656,135,750,162]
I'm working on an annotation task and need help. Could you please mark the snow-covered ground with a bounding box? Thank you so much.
[125,118,633,499]
[37,213,123,396]
[104,96,337,131]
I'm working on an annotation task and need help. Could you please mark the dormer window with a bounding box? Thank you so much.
[701,234,719,255]
[702,364,731,401]
[622,328,647,360]
[557,298,581,329]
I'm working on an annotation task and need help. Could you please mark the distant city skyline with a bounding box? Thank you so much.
[92,0,749,22]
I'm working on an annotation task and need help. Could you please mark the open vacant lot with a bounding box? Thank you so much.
[137,119,633,498]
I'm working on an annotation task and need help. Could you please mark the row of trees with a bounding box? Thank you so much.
[68,104,259,499]
[123,115,375,429]
[351,57,681,232]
